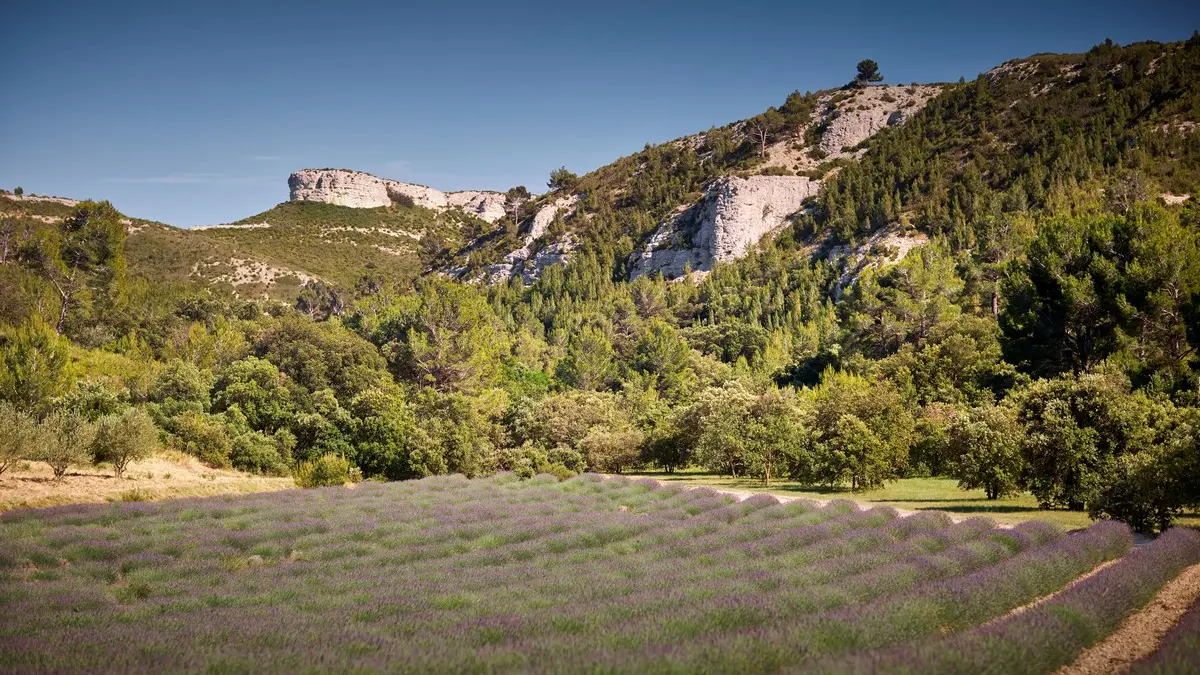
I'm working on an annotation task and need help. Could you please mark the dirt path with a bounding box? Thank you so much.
[1056,561,1200,675]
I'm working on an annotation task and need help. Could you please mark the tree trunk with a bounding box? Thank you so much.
[56,289,70,335]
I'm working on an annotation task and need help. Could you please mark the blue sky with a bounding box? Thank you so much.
[3,1,1198,227]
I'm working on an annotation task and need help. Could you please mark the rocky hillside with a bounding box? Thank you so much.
[449,82,944,284]
[260,83,943,287]
[0,192,482,301]
[7,37,1196,302]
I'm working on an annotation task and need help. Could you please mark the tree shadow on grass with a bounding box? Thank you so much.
[877,497,1029,504]
[911,504,1057,515]
[638,472,844,492]
[7,473,117,484]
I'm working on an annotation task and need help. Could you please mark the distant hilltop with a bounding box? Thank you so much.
[288,168,508,223]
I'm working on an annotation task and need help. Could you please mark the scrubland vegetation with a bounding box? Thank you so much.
[3,473,1197,673]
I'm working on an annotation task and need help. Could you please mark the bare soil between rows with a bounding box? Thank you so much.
[1057,561,1200,674]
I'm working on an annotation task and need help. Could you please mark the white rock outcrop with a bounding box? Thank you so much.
[826,230,929,299]
[446,191,508,223]
[500,196,578,267]
[288,169,507,223]
[517,237,575,284]
[630,175,819,279]
[818,85,941,156]
[529,195,577,241]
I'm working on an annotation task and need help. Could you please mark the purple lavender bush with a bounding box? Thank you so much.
[0,474,1184,674]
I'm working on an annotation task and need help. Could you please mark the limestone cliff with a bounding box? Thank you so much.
[630,175,819,279]
[287,169,507,223]
[816,85,941,157]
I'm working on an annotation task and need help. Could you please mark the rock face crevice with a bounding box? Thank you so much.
[288,169,507,223]
[630,175,819,279]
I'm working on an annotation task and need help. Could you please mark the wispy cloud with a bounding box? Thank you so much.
[108,173,272,185]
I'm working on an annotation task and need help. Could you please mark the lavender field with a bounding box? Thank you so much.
[1,474,1197,674]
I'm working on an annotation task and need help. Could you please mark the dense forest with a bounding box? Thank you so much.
[2,36,1199,532]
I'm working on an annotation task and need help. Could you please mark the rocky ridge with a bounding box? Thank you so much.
[288,169,507,223]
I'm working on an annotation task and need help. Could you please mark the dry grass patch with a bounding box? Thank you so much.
[0,450,293,512]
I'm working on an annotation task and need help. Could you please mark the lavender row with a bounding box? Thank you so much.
[379,513,1010,644]
[0,474,1123,674]
[501,520,1123,673]
[812,526,1200,675]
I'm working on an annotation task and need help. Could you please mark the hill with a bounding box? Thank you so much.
[170,36,1198,293]
[2,35,1199,537]
[9,38,1194,299]
[1,193,486,302]
[5,30,1200,675]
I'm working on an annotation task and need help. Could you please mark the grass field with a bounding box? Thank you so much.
[2,473,1199,673]
[628,470,1200,530]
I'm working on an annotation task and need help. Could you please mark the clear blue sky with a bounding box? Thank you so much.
[3,0,1197,227]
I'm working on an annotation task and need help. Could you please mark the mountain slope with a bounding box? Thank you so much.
[7,37,1197,301]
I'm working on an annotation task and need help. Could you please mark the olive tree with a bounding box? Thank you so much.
[0,402,42,476]
[804,369,912,490]
[91,407,158,478]
[743,388,807,486]
[683,382,756,478]
[36,410,96,480]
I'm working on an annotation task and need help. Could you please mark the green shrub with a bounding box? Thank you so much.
[168,411,232,468]
[546,445,586,473]
[91,408,158,478]
[116,488,151,502]
[580,428,645,474]
[294,453,354,488]
[58,379,129,421]
[542,463,575,481]
[229,432,289,476]
[758,165,794,177]
[388,190,416,208]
